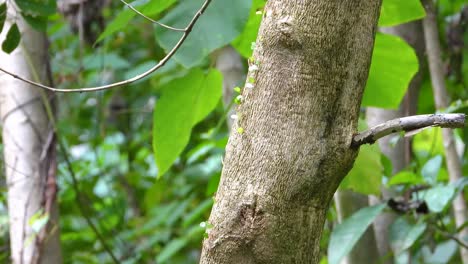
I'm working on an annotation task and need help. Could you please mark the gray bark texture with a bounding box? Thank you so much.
[200,1,382,263]
[0,4,62,264]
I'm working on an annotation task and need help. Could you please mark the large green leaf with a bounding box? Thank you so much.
[340,144,382,195]
[328,204,386,264]
[390,217,427,254]
[22,13,47,32]
[97,0,176,43]
[379,0,426,27]
[387,171,424,186]
[362,32,419,109]
[153,69,222,177]
[231,0,265,58]
[156,0,251,68]
[421,240,458,263]
[421,155,442,185]
[14,0,56,17]
[340,120,382,195]
[2,23,20,54]
[423,185,455,213]
[0,3,6,34]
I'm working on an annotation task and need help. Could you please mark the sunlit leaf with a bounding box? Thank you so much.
[340,144,382,195]
[232,0,265,58]
[153,69,222,177]
[388,171,424,186]
[362,33,419,109]
[379,0,426,27]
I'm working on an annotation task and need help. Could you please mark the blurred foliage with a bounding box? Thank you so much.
[0,0,466,263]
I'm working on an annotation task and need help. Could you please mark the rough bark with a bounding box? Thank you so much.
[200,1,382,263]
[0,5,62,264]
[366,21,424,262]
[422,1,468,262]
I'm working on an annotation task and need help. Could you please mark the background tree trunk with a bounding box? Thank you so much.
[215,46,245,129]
[422,1,468,262]
[200,1,382,263]
[367,20,425,263]
[0,5,62,264]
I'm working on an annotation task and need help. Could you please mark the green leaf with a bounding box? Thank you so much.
[390,217,427,254]
[182,198,214,227]
[362,32,419,109]
[153,69,222,177]
[156,0,251,68]
[156,225,204,263]
[82,53,131,70]
[22,13,47,32]
[423,185,455,213]
[421,240,458,263]
[29,210,49,233]
[0,3,6,34]
[232,0,265,58]
[156,238,189,263]
[381,154,393,177]
[388,171,424,186]
[97,9,135,43]
[2,23,20,54]
[14,0,56,17]
[328,204,386,264]
[96,0,176,43]
[379,0,426,27]
[421,155,442,185]
[206,173,220,196]
[340,144,382,195]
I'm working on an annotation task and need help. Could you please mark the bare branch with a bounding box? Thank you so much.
[432,223,468,250]
[351,113,466,148]
[119,0,185,31]
[0,0,212,93]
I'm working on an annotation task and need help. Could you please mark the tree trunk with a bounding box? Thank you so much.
[422,1,468,262]
[0,5,62,264]
[200,1,382,263]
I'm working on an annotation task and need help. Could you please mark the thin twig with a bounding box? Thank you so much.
[433,224,468,250]
[119,0,185,31]
[57,139,120,264]
[351,113,466,148]
[21,44,120,263]
[0,0,212,93]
